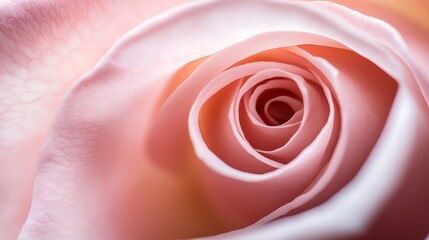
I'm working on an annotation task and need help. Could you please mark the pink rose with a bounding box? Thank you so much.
[1,0,428,239]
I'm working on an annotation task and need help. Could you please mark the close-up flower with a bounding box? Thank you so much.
[1,0,428,239]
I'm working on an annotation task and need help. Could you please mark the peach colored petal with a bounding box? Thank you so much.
[0,0,189,239]
[333,0,429,104]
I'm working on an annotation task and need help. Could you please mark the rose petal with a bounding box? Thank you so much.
[0,0,189,238]
[333,0,429,105]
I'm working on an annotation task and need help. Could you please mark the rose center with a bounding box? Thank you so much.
[265,100,295,125]
[255,88,301,126]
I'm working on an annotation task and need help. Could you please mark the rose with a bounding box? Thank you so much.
[1,0,426,240]
[0,0,428,240]
[3,0,428,239]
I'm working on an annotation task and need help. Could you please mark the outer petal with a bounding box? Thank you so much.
[332,0,429,104]
[0,0,189,239]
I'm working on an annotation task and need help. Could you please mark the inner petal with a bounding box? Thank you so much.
[237,77,304,152]
[246,79,302,127]
[237,67,329,160]
[263,97,299,126]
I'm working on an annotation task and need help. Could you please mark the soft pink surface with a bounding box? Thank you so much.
[0,0,189,239]
[0,0,428,239]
